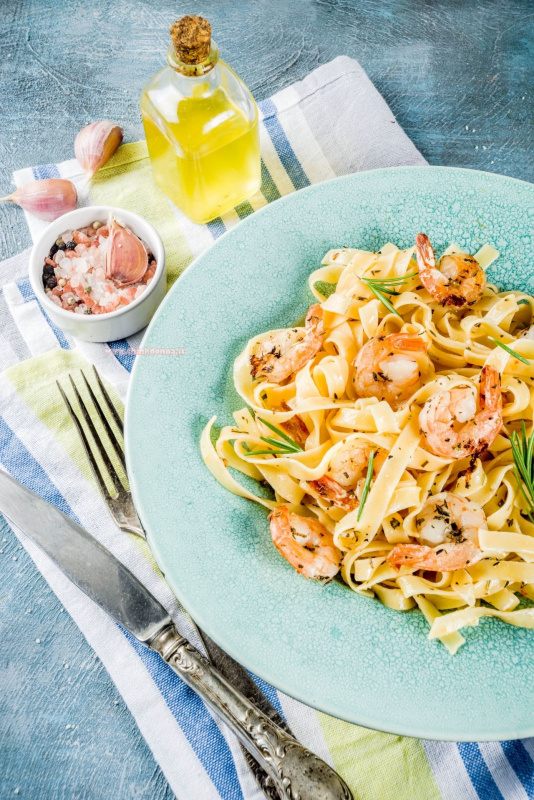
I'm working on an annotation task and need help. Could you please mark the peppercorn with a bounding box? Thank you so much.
[43,275,57,290]
[43,264,55,276]
[48,243,59,258]
[57,243,67,251]
[66,241,77,250]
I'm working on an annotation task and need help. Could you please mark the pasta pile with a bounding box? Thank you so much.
[202,240,534,652]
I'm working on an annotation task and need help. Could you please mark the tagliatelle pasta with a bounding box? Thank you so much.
[201,238,534,653]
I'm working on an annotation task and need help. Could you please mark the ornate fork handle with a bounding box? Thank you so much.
[150,625,353,800]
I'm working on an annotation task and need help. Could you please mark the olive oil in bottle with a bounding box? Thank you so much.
[140,15,261,224]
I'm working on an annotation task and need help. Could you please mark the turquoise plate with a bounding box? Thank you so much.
[126,167,534,741]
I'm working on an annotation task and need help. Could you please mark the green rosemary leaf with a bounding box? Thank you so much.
[362,272,417,286]
[513,466,534,524]
[365,284,400,317]
[518,298,531,306]
[527,426,534,480]
[244,448,290,457]
[257,417,303,450]
[511,425,534,524]
[489,337,530,365]
[259,435,300,453]
[357,451,375,522]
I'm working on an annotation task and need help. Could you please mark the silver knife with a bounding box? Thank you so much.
[196,630,294,799]
[0,470,353,800]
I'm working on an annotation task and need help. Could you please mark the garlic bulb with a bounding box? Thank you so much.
[0,179,78,220]
[105,215,148,286]
[75,121,124,179]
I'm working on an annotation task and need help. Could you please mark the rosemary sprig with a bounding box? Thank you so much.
[259,435,299,452]
[362,273,418,285]
[510,422,534,525]
[357,451,375,522]
[243,416,303,457]
[489,337,530,366]
[257,417,303,450]
[363,284,398,316]
[359,273,417,317]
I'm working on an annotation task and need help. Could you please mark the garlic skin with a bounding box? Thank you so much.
[0,179,78,221]
[75,121,124,179]
[105,215,148,286]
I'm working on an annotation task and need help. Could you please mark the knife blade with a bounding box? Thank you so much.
[0,470,353,800]
[0,469,170,640]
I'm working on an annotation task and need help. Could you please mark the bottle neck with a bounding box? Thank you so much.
[166,40,221,98]
[167,39,219,80]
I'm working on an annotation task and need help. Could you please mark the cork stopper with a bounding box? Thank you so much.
[170,15,211,65]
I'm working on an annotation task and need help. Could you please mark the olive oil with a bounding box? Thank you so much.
[140,16,261,224]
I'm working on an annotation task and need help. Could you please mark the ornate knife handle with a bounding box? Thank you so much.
[150,625,353,800]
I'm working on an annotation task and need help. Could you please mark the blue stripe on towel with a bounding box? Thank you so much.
[108,340,136,372]
[16,277,37,302]
[32,163,61,180]
[16,278,71,350]
[0,416,78,521]
[0,416,239,800]
[259,99,310,191]
[124,631,244,800]
[206,218,227,240]
[457,743,505,800]
[500,740,534,796]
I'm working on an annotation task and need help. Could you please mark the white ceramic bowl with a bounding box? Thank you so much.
[29,206,166,342]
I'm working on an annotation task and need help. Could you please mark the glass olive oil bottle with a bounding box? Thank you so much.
[140,15,261,224]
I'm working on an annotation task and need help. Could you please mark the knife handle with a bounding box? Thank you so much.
[150,624,353,800]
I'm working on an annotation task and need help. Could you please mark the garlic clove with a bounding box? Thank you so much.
[0,179,78,221]
[105,215,149,287]
[75,120,124,179]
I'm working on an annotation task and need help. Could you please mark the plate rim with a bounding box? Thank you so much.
[126,165,534,741]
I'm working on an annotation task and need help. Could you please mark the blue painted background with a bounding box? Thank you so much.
[0,0,532,798]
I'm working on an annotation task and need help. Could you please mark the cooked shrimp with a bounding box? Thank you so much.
[280,414,309,449]
[387,492,485,571]
[250,304,325,383]
[308,441,386,510]
[353,333,431,409]
[308,474,358,511]
[269,505,342,582]
[419,365,502,459]
[415,233,485,307]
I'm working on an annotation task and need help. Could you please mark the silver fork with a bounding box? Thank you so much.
[57,366,309,800]
[56,366,144,539]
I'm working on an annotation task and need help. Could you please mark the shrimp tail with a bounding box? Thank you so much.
[308,475,358,510]
[305,304,325,338]
[269,505,342,582]
[415,233,436,271]
[390,333,428,353]
[480,365,502,413]
[280,413,309,449]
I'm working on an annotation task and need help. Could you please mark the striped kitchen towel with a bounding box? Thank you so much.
[1,55,533,800]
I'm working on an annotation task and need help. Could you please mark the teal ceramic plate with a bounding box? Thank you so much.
[126,167,534,741]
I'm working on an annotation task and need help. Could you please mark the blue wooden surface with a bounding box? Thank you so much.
[0,0,532,798]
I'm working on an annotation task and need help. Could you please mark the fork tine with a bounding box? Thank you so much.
[57,380,113,500]
[80,370,126,470]
[92,366,123,433]
[68,375,123,495]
